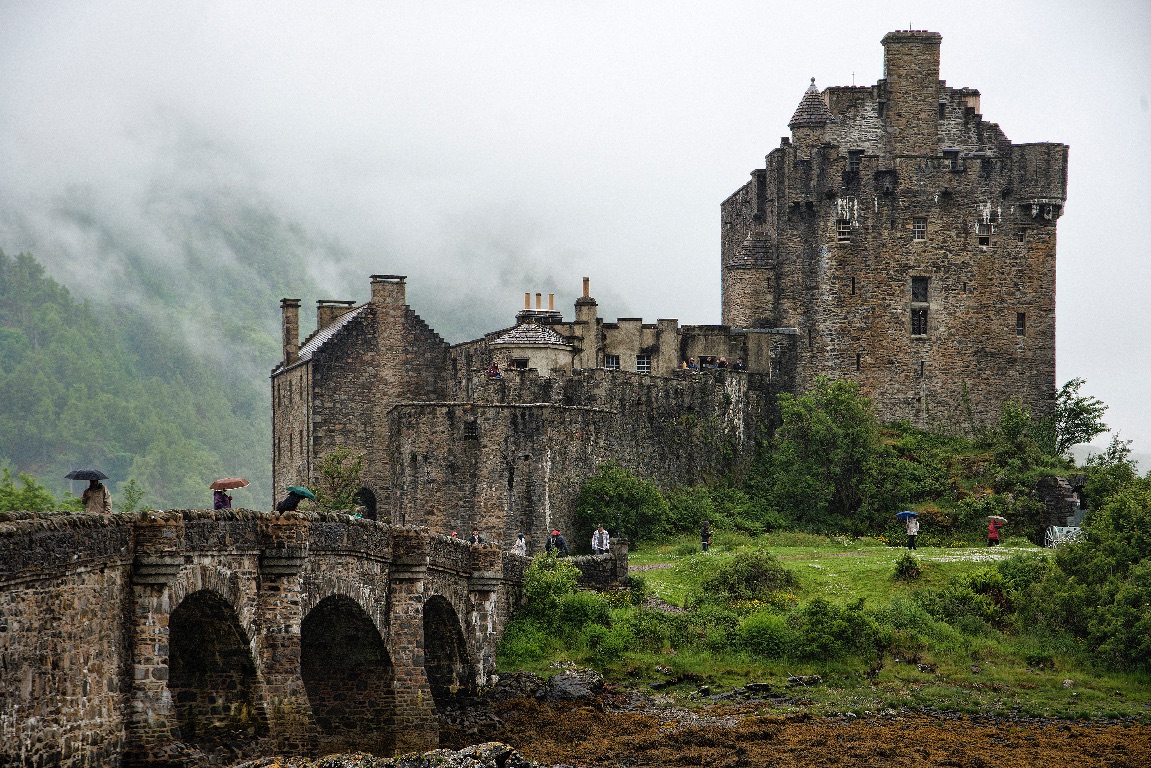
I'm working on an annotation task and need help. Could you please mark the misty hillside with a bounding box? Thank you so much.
[0,248,278,508]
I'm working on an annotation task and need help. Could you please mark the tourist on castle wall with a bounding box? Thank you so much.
[82,478,111,515]
[486,361,501,379]
[213,489,232,510]
[468,529,483,545]
[591,524,610,555]
[512,532,527,556]
[733,358,745,371]
[545,529,569,556]
[687,357,698,370]
[701,521,712,552]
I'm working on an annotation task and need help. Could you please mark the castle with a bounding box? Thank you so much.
[272,31,1066,546]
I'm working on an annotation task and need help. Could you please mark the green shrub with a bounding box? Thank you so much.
[521,554,581,624]
[699,550,798,601]
[496,619,550,664]
[738,610,794,659]
[624,574,650,605]
[556,591,611,634]
[893,552,921,581]
[790,598,880,661]
[575,462,669,546]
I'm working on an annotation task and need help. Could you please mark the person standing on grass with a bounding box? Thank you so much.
[701,521,712,552]
[988,518,1003,546]
[905,513,919,550]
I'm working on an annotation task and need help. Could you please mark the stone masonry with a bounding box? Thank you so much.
[0,509,528,767]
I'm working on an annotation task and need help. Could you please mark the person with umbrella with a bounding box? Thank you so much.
[275,485,315,512]
[67,470,111,515]
[211,478,249,510]
[897,510,919,550]
[988,516,1006,546]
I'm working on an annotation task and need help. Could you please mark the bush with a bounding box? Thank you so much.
[575,462,669,546]
[496,619,551,664]
[699,550,798,601]
[738,610,794,659]
[893,552,921,581]
[521,554,581,625]
[790,598,880,661]
[556,591,611,635]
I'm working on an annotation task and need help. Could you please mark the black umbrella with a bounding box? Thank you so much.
[65,469,108,481]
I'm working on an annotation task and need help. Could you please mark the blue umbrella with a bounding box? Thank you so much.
[286,486,316,500]
[895,510,918,519]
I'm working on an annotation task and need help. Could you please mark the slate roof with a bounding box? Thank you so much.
[490,322,571,347]
[295,304,369,363]
[788,78,832,128]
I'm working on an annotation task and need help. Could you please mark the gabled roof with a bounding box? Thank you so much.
[788,78,832,128]
[490,322,571,347]
[296,304,369,363]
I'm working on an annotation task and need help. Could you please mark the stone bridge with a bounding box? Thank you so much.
[0,509,531,767]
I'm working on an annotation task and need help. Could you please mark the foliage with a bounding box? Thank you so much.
[520,554,581,623]
[0,249,271,509]
[697,550,798,601]
[788,598,881,661]
[574,462,669,546]
[893,552,921,581]
[1036,378,1109,458]
[759,377,898,533]
[115,478,147,513]
[312,448,366,512]
[0,468,61,512]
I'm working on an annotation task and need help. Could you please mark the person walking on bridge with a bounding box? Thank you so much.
[591,524,610,555]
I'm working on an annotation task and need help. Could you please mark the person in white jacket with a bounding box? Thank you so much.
[512,532,527,556]
[591,525,610,555]
[906,514,920,550]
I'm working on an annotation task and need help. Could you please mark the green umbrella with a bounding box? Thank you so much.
[286,486,315,500]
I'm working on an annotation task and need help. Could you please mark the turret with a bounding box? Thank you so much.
[788,78,832,149]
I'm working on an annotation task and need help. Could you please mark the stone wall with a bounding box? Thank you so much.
[0,510,524,768]
[0,512,134,768]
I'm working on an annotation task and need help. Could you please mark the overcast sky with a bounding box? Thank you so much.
[2,0,1149,456]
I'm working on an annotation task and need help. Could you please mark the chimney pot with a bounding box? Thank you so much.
[535,292,542,310]
[524,292,531,310]
[582,277,590,298]
[548,293,554,311]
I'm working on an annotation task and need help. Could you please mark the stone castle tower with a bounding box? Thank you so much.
[721,30,1067,427]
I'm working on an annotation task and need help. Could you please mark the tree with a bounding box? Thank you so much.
[116,478,147,513]
[0,468,62,512]
[312,447,366,512]
[765,377,893,531]
[1052,378,1109,457]
[574,462,668,546]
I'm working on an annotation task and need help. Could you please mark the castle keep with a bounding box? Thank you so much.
[273,31,1066,546]
[723,30,1066,426]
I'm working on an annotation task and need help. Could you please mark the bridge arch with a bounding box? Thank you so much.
[301,594,395,755]
[168,589,268,754]
[422,594,474,708]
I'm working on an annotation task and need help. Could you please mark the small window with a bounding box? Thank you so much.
[837,219,852,242]
[912,218,927,241]
[944,150,961,171]
[855,352,861,371]
[877,100,886,118]
[1016,230,1026,244]
[977,223,992,247]
[911,277,929,303]
[850,276,856,295]
[847,150,863,172]
[604,354,620,370]
[463,421,479,440]
[1016,313,1026,336]
[962,282,968,294]
[510,358,529,370]
[919,361,926,378]
[938,102,947,120]
[636,354,652,374]
[911,308,928,336]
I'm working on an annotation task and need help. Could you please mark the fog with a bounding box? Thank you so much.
[1,0,1149,455]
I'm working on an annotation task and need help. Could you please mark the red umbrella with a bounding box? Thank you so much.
[210,478,250,491]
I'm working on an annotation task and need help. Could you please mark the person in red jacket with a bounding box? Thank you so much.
[988,519,1003,546]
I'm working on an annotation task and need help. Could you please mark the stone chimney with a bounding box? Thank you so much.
[281,298,301,365]
[370,274,406,305]
[573,277,599,369]
[317,299,356,330]
[881,30,943,156]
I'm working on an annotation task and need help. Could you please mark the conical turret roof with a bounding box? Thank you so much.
[788,78,832,128]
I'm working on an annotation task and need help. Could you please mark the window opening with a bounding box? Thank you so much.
[919,360,925,378]
[944,150,961,171]
[877,100,886,118]
[850,276,856,295]
[836,196,857,243]
[1016,313,1026,336]
[913,218,927,241]
[938,102,947,120]
[1016,230,1026,244]
[855,352,861,371]
[911,277,929,303]
[911,308,928,336]
[463,421,479,440]
[510,358,529,370]
[847,150,863,172]
[636,354,652,374]
[604,354,620,371]
[976,202,1000,246]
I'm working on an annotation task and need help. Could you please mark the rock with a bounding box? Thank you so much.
[1062,679,1074,688]
[786,675,822,688]
[546,669,605,701]
[234,743,538,768]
